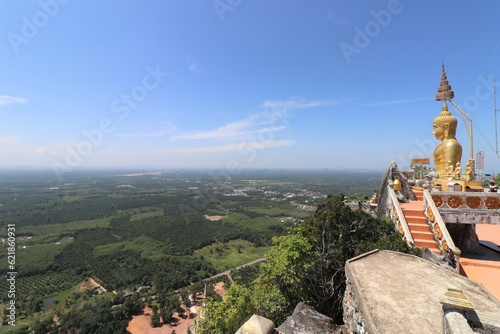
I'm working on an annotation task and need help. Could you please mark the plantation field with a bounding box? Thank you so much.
[93,235,172,261]
[0,169,381,331]
[245,204,311,219]
[0,237,73,276]
[17,217,111,237]
[0,276,114,334]
[194,239,270,271]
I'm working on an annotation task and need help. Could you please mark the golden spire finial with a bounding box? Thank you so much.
[435,63,455,101]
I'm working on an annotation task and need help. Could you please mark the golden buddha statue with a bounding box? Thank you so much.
[433,101,462,179]
[431,63,483,191]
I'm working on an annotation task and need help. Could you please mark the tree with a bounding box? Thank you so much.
[197,194,415,330]
[160,306,174,324]
[411,164,433,179]
[289,194,414,322]
[194,284,254,334]
[151,308,161,328]
[287,194,412,322]
[256,195,409,323]
[181,288,190,308]
[255,233,315,324]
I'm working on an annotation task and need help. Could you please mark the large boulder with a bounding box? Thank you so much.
[277,302,337,334]
[421,247,455,271]
[236,314,275,334]
[377,161,417,219]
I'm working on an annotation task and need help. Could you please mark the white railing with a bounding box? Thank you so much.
[387,186,414,245]
[423,189,461,260]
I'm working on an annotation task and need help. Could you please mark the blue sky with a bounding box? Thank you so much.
[1,0,499,175]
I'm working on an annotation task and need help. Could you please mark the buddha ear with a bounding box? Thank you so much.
[442,123,450,138]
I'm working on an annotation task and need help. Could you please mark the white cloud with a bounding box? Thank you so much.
[361,97,429,107]
[0,95,28,106]
[186,56,200,73]
[118,122,177,137]
[260,98,333,110]
[0,136,69,166]
[159,140,295,154]
[327,13,348,25]
[35,146,65,155]
[35,141,80,155]
[173,98,330,142]
[0,135,20,144]
[189,62,199,72]
[173,123,287,141]
[119,131,168,138]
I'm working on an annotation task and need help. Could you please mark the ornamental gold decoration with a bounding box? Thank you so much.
[485,197,500,210]
[465,197,482,209]
[426,207,435,222]
[442,240,448,250]
[447,196,463,209]
[432,195,444,208]
[398,222,404,235]
[434,223,442,239]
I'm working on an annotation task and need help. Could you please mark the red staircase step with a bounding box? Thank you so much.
[411,231,435,241]
[405,215,427,224]
[408,223,430,232]
[414,239,439,249]
[413,189,424,201]
[399,196,441,255]
[400,206,425,214]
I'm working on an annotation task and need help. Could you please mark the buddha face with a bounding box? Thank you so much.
[432,122,445,140]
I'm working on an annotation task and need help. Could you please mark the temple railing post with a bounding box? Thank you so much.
[387,186,414,246]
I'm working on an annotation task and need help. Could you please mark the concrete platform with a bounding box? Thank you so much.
[476,224,500,246]
[345,250,500,334]
[460,224,500,301]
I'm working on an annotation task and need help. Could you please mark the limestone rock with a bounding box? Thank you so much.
[377,161,417,219]
[446,224,481,254]
[236,314,275,334]
[277,302,336,334]
[421,247,455,271]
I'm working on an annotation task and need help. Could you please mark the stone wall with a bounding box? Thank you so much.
[342,275,367,334]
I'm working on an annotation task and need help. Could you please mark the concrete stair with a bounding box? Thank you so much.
[414,189,424,201]
[400,190,441,254]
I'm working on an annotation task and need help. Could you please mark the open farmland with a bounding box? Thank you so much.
[0,169,380,333]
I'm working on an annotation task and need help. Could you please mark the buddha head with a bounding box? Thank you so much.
[432,101,457,141]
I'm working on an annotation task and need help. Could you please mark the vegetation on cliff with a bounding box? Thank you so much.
[196,194,417,333]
